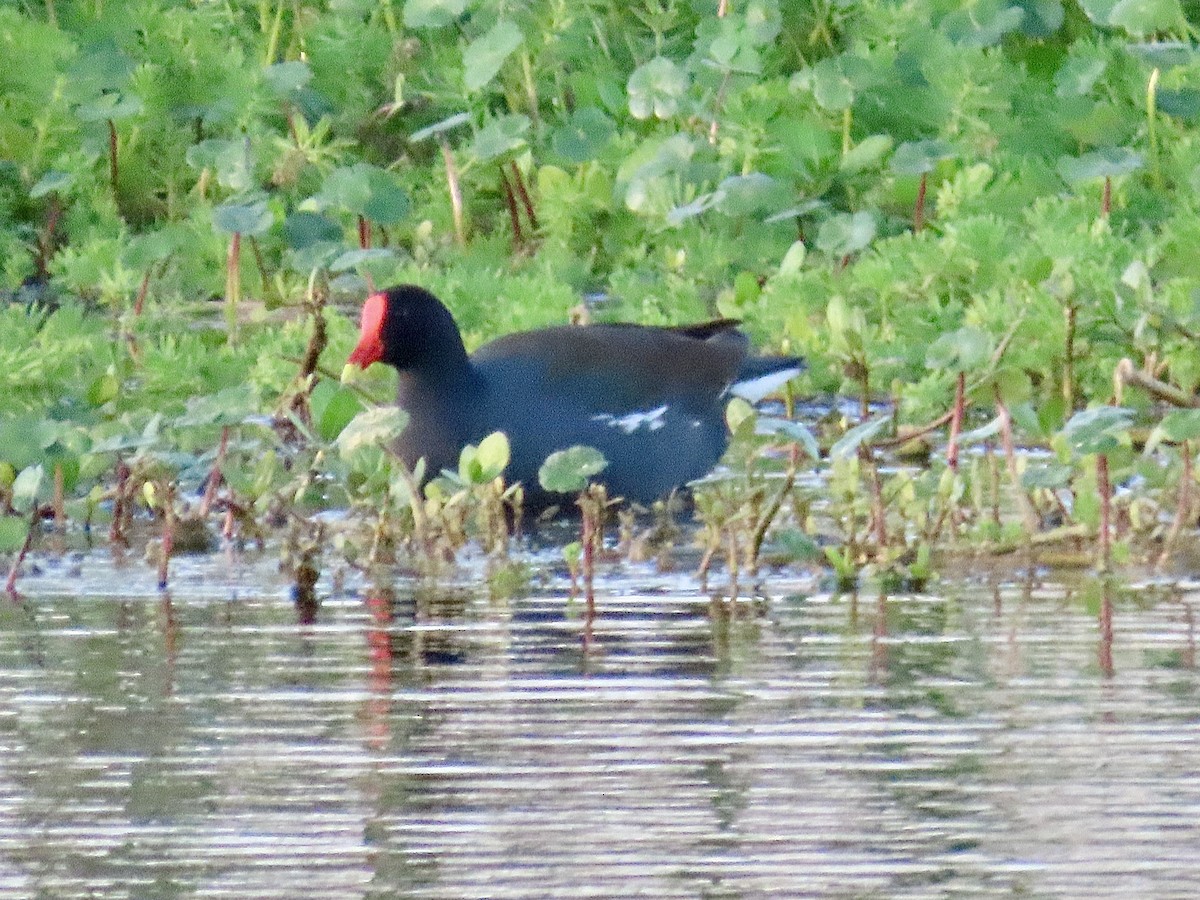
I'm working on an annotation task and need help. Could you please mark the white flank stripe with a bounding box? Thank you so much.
[591,404,669,434]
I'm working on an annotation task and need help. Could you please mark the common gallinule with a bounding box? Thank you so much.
[345,285,804,509]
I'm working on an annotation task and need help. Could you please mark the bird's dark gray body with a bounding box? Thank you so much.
[349,286,803,512]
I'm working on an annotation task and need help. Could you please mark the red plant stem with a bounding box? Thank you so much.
[286,106,299,145]
[914,172,927,232]
[510,162,538,230]
[861,446,887,550]
[1102,175,1112,217]
[499,166,522,251]
[996,390,1039,534]
[199,426,230,518]
[581,501,596,650]
[107,119,119,197]
[158,484,175,591]
[1098,586,1114,677]
[1097,453,1111,570]
[134,270,151,316]
[5,505,39,598]
[36,196,62,278]
[110,459,130,546]
[53,463,64,534]
[947,371,965,472]
[358,214,371,249]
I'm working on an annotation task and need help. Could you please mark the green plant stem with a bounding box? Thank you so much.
[1063,303,1076,408]
[107,119,119,199]
[226,231,241,344]
[264,0,285,65]
[1147,67,1162,191]
[521,50,539,128]
[44,0,57,27]
[439,137,466,245]
[841,107,852,156]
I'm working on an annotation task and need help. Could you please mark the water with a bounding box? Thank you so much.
[1,549,1199,898]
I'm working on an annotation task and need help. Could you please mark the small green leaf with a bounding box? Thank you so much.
[538,445,608,493]
[829,416,889,460]
[312,385,366,443]
[176,385,259,429]
[463,19,523,92]
[725,397,757,435]
[926,327,991,371]
[755,417,821,461]
[330,248,395,272]
[336,407,409,459]
[778,240,807,276]
[470,114,530,163]
[12,464,44,513]
[404,0,466,28]
[86,373,120,407]
[30,170,74,198]
[459,431,510,484]
[1108,0,1184,35]
[1059,406,1134,456]
[0,517,28,553]
[840,135,893,174]
[410,112,470,143]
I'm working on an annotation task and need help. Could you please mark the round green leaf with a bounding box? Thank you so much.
[538,445,608,494]
[890,139,956,176]
[627,57,689,121]
[816,211,876,257]
[213,199,273,236]
[1057,147,1144,183]
[551,107,616,163]
[263,60,312,97]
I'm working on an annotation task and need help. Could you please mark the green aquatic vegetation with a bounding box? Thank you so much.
[4,0,1200,593]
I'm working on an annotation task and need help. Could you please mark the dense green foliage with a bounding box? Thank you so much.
[1,0,1199,581]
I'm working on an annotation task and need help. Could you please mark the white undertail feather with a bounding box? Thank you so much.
[728,365,804,403]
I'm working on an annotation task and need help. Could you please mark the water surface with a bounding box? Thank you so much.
[1,549,1198,898]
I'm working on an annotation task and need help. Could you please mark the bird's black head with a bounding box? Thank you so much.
[346,285,469,373]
